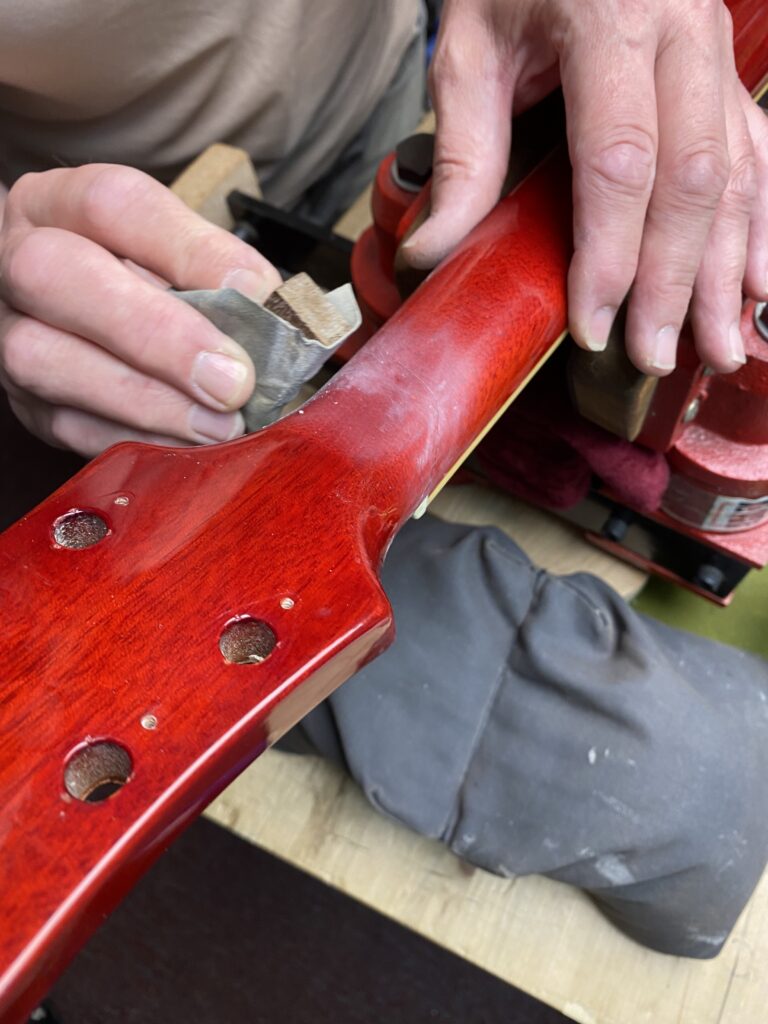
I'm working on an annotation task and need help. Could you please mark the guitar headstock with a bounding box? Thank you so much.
[0,418,394,1020]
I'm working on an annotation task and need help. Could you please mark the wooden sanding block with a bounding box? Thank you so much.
[264,273,351,348]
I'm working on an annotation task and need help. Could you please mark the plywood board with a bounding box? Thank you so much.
[206,753,767,1024]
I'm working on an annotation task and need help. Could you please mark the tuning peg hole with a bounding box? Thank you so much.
[53,510,109,549]
[219,617,277,664]
[64,740,132,803]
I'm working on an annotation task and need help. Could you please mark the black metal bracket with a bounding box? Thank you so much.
[561,491,751,601]
[226,192,352,292]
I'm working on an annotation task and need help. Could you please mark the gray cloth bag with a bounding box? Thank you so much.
[283,515,768,959]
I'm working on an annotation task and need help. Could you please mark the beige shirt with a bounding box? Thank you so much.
[0,0,419,205]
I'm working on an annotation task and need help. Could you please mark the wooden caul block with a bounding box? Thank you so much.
[171,143,261,229]
[264,273,351,347]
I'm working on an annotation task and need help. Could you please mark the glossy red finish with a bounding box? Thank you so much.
[370,152,415,249]
[0,151,571,1021]
[731,0,768,92]
[349,154,413,343]
[347,226,401,354]
[346,156,425,360]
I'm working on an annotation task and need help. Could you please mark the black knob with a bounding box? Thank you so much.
[602,510,633,543]
[393,133,435,192]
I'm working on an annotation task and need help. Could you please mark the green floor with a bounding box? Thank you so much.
[633,567,768,658]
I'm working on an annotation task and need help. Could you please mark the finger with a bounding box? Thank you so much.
[690,80,756,371]
[0,226,256,411]
[8,392,195,459]
[0,309,245,443]
[402,11,516,269]
[739,84,768,301]
[122,257,171,289]
[562,18,658,352]
[626,19,731,375]
[6,164,282,300]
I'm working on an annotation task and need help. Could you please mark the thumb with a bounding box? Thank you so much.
[402,25,514,269]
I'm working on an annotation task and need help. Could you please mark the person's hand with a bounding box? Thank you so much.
[403,0,768,376]
[0,164,281,456]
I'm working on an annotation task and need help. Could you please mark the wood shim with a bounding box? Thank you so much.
[264,273,350,347]
[171,143,262,229]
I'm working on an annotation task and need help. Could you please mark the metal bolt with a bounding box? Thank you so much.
[602,511,632,543]
[114,495,130,506]
[694,564,725,594]
[280,597,295,610]
[141,714,158,730]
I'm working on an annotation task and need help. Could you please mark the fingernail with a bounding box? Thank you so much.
[192,351,249,406]
[729,321,747,365]
[189,406,245,443]
[400,223,445,270]
[650,325,678,371]
[585,306,617,352]
[220,267,273,303]
[400,234,430,269]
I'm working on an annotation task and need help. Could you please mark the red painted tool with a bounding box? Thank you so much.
[349,5,768,605]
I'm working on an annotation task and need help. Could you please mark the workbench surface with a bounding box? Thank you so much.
[207,744,768,1024]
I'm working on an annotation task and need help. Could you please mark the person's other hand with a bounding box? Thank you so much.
[403,0,768,375]
[0,164,281,455]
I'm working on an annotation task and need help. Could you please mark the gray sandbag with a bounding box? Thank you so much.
[284,515,768,959]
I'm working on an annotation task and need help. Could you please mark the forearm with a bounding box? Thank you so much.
[0,182,7,228]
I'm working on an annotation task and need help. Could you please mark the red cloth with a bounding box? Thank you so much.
[475,376,669,514]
